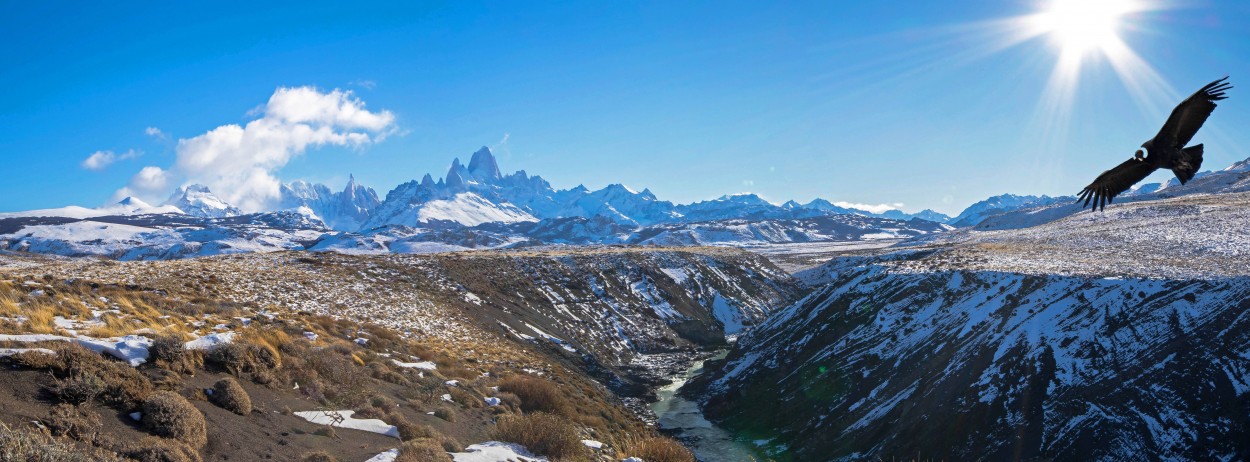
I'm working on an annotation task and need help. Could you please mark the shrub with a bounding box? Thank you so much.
[492,413,586,460]
[627,437,696,462]
[312,426,336,438]
[371,395,395,409]
[54,343,106,376]
[98,361,154,408]
[433,407,455,422]
[496,392,522,412]
[0,422,125,462]
[368,361,408,385]
[251,368,278,387]
[436,434,464,452]
[449,388,482,408]
[394,419,435,442]
[306,351,369,407]
[9,349,59,369]
[300,451,337,462]
[149,334,202,374]
[47,374,105,405]
[396,438,452,462]
[205,343,251,376]
[119,437,202,462]
[45,403,102,442]
[353,406,385,420]
[498,376,570,416]
[141,391,208,449]
[209,377,252,415]
[46,344,153,407]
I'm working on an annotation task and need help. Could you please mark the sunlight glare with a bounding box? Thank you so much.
[1034,0,1136,55]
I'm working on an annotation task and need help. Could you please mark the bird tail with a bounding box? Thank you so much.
[1173,144,1204,184]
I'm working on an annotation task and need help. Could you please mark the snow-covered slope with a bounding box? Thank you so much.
[0,197,183,219]
[632,215,949,246]
[0,211,328,260]
[971,162,1250,231]
[689,184,1250,461]
[164,185,242,218]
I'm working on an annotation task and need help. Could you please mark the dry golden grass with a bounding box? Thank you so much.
[22,302,59,334]
[625,437,696,462]
[83,312,135,338]
[492,413,588,461]
[499,375,572,417]
[238,328,291,363]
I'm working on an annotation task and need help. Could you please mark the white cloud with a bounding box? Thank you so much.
[833,201,903,214]
[112,166,171,202]
[116,86,396,212]
[350,79,377,90]
[145,127,167,139]
[82,149,140,170]
[490,133,516,160]
[742,180,755,186]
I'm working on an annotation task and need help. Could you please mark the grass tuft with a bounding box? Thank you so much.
[492,413,587,461]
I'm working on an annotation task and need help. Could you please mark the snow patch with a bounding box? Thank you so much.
[450,441,547,461]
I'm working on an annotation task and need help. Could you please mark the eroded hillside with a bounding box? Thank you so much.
[689,190,1250,461]
[0,246,799,461]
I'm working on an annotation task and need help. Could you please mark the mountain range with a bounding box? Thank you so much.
[279,146,956,231]
[6,146,1244,261]
[0,147,959,259]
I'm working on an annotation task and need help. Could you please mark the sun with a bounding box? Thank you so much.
[1032,0,1137,56]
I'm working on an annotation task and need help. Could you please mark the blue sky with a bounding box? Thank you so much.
[2,1,1248,214]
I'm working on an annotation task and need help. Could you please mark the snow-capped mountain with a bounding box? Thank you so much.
[362,147,682,228]
[314,213,951,254]
[948,193,1070,227]
[363,146,944,229]
[675,194,791,222]
[278,175,381,231]
[786,198,951,223]
[0,197,183,220]
[164,185,242,218]
[0,146,963,260]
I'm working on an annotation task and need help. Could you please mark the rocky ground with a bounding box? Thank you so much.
[0,246,799,461]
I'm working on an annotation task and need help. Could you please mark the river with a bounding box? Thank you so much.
[647,351,767,462]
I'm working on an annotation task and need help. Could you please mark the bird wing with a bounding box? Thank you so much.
[1154,76,1232,148]
[1077,159,1158,211]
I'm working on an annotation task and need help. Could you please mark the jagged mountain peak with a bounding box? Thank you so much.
[276,176,379,231]
[446,166,467,189]
[468,146,502,180]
